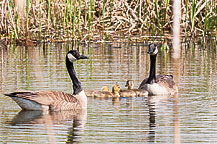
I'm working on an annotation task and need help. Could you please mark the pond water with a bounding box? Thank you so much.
[0,41,216,143]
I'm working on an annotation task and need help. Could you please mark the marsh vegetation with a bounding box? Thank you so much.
[0,0,216,43]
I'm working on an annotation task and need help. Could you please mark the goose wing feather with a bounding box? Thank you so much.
[139,75,175,89]
[156,75,176,88]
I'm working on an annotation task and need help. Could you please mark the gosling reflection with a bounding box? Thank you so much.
[112,97,120,106]
[11,109,87,144]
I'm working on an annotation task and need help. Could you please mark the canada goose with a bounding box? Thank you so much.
[123,80,148,97]
[93,84,120,98]
[4,50,89,111]
[138,44,178,95]
[85,86,109,97]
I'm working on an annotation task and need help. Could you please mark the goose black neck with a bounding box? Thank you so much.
[66,57,82,95]
[147,54,157,84]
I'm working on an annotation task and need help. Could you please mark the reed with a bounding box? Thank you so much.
[63,0,67,32]
[78,0,81,37]
[66,0,71,38]
[102,0,106,39]
[190,0,196,33]
[72,4,76,40]
[109,0,113,23]
[47,0,51,26]
[26,0,30,35]
[88,0,94,40]
[165,0,170,21]
[0,0,216,43]
[84,1,88,27]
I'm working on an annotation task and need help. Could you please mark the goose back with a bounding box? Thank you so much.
[5,90,86,111]
[139,75,178,95]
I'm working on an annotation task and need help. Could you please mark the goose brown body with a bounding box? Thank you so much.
[139,75,178,95]
[5,50,88,111]
[5,91,86,111]
[139,75,175,89]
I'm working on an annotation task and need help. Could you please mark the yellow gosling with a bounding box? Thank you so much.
[93,84,120,98]
[125,80,148,97]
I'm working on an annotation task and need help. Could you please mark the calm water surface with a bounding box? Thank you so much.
[0,42,216,143]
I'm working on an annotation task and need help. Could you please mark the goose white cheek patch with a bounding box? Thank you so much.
[150,47,158,56]
[67,53,77,62]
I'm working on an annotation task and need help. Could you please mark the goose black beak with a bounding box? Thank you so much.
[78,55,89,59]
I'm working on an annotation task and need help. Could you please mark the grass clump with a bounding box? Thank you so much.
[0,0,216,42]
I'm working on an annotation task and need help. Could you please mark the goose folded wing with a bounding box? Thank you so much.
[5,90,78,106]
[156,75,176,88]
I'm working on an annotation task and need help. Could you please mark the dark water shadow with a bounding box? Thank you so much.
[147,96,156,143]
[10,109,87,144]
[147,94,180,143]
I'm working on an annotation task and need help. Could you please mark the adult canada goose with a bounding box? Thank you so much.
[4,50,89,111]
[122,80,148,97]
[93,84,120,98]
[138,44,178,95]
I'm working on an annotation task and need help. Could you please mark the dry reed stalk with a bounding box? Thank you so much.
[0,0,216,43]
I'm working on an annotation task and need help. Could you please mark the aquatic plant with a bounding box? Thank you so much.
[0,0,216,43]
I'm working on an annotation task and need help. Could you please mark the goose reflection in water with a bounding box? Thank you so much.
[147,96,157,143]
[10,109,87,144]
[147,94,180,143]
[147,94,173,143]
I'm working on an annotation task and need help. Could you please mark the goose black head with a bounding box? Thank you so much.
[125,80,134,89]
[148,44,158,56]
[67,50,89,63]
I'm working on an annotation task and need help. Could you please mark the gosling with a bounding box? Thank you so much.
[119,80,148,97]
[86,84,120,98]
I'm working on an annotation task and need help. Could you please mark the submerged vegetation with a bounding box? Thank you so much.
[0,0,216,43]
